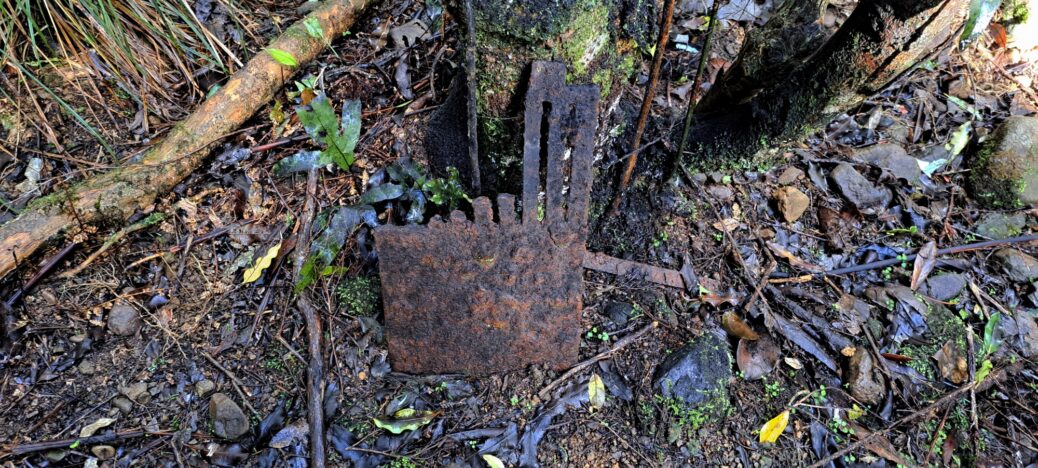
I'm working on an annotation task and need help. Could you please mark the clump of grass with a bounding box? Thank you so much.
[0,0,256,149]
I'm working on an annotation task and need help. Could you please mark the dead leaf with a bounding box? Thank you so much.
[712,217,740,232]
[80,417,116,438]
[933,340,968,384]
[482,454,506,468]
[783,357,803,370]
[722,311,759,340]
[910,240,938,290]
[242,242,282,284]
[588,373,606,411]
[701,292,739,307]
[373,409,437,434]
[767,242,822,272]
[881,352,913,363]
[759,410,789,443]
[841,346,857,357]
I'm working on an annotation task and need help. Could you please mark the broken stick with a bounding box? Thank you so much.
[0,0,374,280]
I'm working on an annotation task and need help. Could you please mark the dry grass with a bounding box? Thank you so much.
[0,0,260,151]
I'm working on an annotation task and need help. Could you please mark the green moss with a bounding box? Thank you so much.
[898,304,967,386]
[336,275,381,316]
[558,1,610,77]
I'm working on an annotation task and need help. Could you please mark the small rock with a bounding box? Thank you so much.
[653,332,732,408]
[994,248,1038,283]
[830,163,892,212]
[776,167,803,185]
[773,186,810,223]
[921,273,967,301]
[853,144,922,184]
[196,379,216,397]
[77,360,96,375]
[107,304,141,336]
[1000,310,1038,358]
[706,185,734,201]
[119,382,150,404]
[112,396,134,414]
[91,445,116,460]
[968,116,1038,208]
[974,212,1027,240]
[603,302,633,327]
[210,393,250,439]
[845,348,885,405]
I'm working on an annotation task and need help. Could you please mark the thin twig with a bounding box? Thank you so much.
[538,321,658,400]
[292,168,326,466]
[608,0,677,216]
[674,0,723,162]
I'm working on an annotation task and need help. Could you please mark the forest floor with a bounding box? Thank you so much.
[1,0,1038,467]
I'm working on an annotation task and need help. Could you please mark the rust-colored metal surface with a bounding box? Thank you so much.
[375,62,599,375]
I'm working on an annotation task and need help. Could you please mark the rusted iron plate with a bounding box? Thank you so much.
[375,62,599,374]
[582,251,685,289]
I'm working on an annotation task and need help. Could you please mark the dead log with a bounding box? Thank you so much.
[680,0,970,169]
[0,0,374,280]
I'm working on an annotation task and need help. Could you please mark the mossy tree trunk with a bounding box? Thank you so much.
[680,0,970,171]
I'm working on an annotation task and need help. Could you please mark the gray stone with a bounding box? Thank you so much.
[653,332,732,408]
[969,116,1038,208]
[975,212,1027,240]
[119,381,150,404]
[706,185,734,201]
[107,304,141,336]
[853,144,921,184]
[994,248,1038,283]
[195,379,216,397]
[91,445,116,460]
[776,167,803,185]
[603,302,633,327]
[921,273,967,301]
[846,348,885,405]
[830,163,892,212]
[112,396,134,414]
[210,393,249,439]
[77,360,95,375]
[773,186,809,223]
[1000,310,1038,358]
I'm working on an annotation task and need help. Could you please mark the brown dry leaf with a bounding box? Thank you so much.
[933,340,968,384]
[722,311,759,340]
[767,242,822,272]
[881,352,913,363]
[701,292,739,308]
[713,217,740,233]
[848,423,912,466]
[910,240,938,290]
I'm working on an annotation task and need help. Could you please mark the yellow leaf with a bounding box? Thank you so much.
[588,373,606,411]
[759,410,789,444]
[242,242,282,284]
[481,454,505,468]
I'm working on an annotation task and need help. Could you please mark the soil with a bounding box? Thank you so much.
[1,0,1037,467]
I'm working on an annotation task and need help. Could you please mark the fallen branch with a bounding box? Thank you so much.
[582,251,684,289]
[771,233,1038,281]
[291,168,326,466]
[0,0,374,281]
